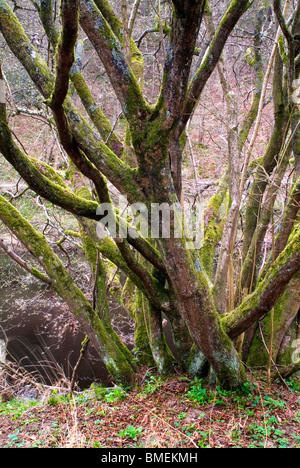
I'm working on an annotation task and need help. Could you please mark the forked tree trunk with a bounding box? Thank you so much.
[0,0,299,390]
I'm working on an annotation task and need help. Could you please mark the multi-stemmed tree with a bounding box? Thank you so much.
[0,0,299,389]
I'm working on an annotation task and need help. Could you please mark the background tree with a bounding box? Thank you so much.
[0,0,299,389]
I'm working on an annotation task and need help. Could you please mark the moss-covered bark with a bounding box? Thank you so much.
[2,0,299,392]
[141,298,175,375]
[121,282,154,367]
[0,194,135,387]
[240,150,291,293]
[224,229,300,340]
[157,235,246,389]
[79,0,150,129]
[0,2,144,203]
[247,274,300,367]
[199,185,226,277]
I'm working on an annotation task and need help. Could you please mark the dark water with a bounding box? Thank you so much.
[0,252,176,391]
[0,253,119,389]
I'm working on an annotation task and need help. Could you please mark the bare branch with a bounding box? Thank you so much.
[273,0,293,45]
[128,0,141,36]
[0,238,53,286]
[161,0,206,126]
[51,0,80,109]
[224,229,300,339]
[181,0,251,133]
[79,0,150,126]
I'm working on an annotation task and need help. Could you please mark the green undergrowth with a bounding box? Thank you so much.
[0,372,299,448]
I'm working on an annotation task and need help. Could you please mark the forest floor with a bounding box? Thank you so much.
[0,370,299,449]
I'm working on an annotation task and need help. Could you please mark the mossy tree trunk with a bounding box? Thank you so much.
[0,194,135,387]
[247,275,300,368]
[0,0,299,389]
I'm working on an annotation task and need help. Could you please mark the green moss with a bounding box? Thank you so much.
[224,227,300,341]
[142,298,175,375]
[245,47,256,67]
[200,222,223,277]
[30,158,68,189]
[0,194,135,386]
[70,69,123,155]
[121,278,136,320]
[133,290,155,366]
[199,188,226,276]
[0,1,55,98]
[187,345,209,378]
[247,272,300,367]
[248,156,263,171]
[278,35,289,66]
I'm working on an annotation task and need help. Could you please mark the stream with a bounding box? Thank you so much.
[0,252,117,389]
[0,250,176,391]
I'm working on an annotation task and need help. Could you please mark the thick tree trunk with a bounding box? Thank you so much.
[1,0,299,391]
[158,235,246,389]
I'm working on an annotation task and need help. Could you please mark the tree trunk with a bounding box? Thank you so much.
[247,274,300,367]
[158,235,246,389]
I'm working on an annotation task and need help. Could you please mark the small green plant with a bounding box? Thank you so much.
[91,384,127,403]
[248,423,271,447]
[263,395,286,410]
[91,383,109,400]
[143,375,163,395]
[273,429,289,448]
[6,430,26,448]
[118,425,144,441]
[182,423,197,437]
[47,389,64,406]
[186,378,212,405]
[292,433,300,447]
[0,397,39,418]
[47,395,60,406]
[292,411,300,424]
[104,387,127,403]
[286,378,300,392]
[198,430,210,448]
[93,440,102,448]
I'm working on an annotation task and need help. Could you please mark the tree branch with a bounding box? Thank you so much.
[273,176,300,259]
[273,0,294,46]
[0,121,100,223]
[224,229,300,339]
[180,0,251,133]
[128,0,141,36]
[0,1,141,200]
[161,0,206,126]
[0,238,53,286]
[79,0,150,126]
[273,0,295,90]
[38,0,59,47]
[50,0,80,109]
[36,3,124,157]
[0,194,135,385]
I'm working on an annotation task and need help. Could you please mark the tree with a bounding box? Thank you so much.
[0,0,299,389]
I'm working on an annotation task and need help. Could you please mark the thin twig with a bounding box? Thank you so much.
[70,336,90,394]
[258,322,290,391]
[0,238,53,286]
